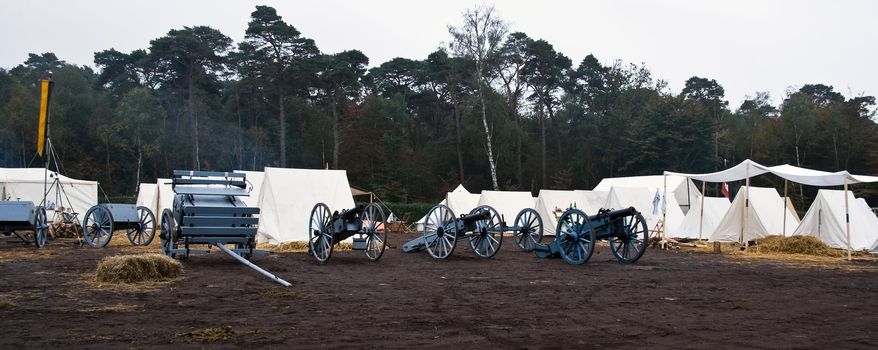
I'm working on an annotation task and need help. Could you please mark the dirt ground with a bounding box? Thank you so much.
[1,232,876,349]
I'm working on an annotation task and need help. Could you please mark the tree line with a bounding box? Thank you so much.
[1,5,876,207]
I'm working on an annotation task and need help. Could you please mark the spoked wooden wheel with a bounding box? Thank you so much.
[555,209,596,265]
[512,208,542,252]
[308,203,334,262]
[33,207,48,248]
[82,205,114,248]
[423,204,459,259]
[610,212,649,263]
[468,205,503,258]
[127,206,156,246]
[159,209,177,258]
[362,203,387,262]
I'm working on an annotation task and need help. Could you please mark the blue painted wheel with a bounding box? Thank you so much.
[82,205,114,248]
[512,208,542,252]
[308,203,334,262]
[127,206,156,246]
[610,212,648,263]
[33,207,48,248]
[555,209,595,265]
[468,205,502,258]
[362,203,387,262]
[159,209,177,258]
[424,204,458,259]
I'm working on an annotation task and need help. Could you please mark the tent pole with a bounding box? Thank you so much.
[699,180,705,240]
[844,178,851,261]
[783,180,788,237]
[742,163,750,247]
[662,174,667,240]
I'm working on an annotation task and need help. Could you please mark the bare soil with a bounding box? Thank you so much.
[1,232,876,349]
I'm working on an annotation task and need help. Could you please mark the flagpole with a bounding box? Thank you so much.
[699,180,705,240]
[782,180,788,237]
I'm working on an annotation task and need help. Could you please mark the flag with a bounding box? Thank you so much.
[36,79,53,156]
[652,189,661,215]
[721,182,730,198]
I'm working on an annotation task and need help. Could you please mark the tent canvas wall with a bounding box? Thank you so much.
[710,186,800,242]
[535,190,586,236]
[415,184,470,231]
[256,167,355,244]
[594,175,700,214]
[673,196,730,240]
[234,170,265,208]
[574,190,609,214]
[477,191,535,223]
[603,186,685,235]
[0,168,98,219]
[792,190,878,251]
[156,178,175,219]
[135,183,158,216]
[446,192,480,216]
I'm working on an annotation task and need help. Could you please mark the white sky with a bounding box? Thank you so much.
[2,0,876,108]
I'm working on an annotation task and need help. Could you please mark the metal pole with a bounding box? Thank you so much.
[213,243,292,287]
[699,180,706,240]
[742,163,750,246]
[662,174,667,239]
[844,178,851,261]
[783,180,788,237]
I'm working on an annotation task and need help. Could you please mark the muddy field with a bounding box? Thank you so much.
[1,233,876,349]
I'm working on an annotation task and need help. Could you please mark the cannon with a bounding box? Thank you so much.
[534,207,648,265]
[81,204,155,248]
[404,204,540,259]
[0,201,49,248]
[308,202,387,262]
[159,170,290,287]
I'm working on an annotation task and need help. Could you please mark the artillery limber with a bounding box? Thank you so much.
[308,202,387,262]
[81,204,155,248]
[159,170,290,287]
[534,206,648,265]
[0,201,48,248]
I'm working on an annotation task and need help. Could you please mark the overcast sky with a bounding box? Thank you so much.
[2,0,875,108]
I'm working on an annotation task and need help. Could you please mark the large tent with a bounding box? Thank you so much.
[156,178,174,218]
[574,190,609,214]
[234,170,265,208]
[594,175,701,214]
[792,190,878,251]
[256,167,355,244]
[135,183,158,215]
[535,190,586,236]
[674,196,730,240]
[709,186,800,242]
[477,190,535,223]
[415,184,471,231]
[0,167,98,219]
[604,186,685,234]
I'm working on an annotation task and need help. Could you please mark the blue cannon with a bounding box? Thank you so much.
[534,207,648,265]
[0,201,48,248]
[81,204,155,248]
[307,203,387,263]
[159,170,290,287]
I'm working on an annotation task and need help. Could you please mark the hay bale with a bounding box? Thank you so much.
[754,235,842,256]
[95,254,183,284]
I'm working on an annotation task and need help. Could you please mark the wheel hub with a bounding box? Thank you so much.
[436,227,444,238]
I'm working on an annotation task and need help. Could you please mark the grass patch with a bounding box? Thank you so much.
[95,254,183,284]
[752,235,843,257]
[172,326,233,343]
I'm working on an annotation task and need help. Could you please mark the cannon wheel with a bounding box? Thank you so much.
[468,206,503,258]
[424,204,459,259]
[362,203,387,261]
[82,205,114,248]
[610,212,649,263]
[33,207,48,248]
[127,206,156,246]
[512,208,542,252]
[159,209,177,258]
[308,203,334,262]
[555,209,596,265]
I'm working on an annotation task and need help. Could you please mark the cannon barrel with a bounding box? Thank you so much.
[591,206,639,221]
[340,204,366,220]
[459,208,491,223]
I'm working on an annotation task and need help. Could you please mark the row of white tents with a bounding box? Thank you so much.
[0,167,98,219]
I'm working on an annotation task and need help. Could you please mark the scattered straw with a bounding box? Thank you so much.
[752,235,842,257]
[172,326,233,343]
[81,303,140,313]
[0,295,14,310]
[260,289,307,299]
[258,241,352,253]
[95,254,183,284]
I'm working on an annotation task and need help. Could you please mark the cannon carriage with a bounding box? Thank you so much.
[81,204,155,248]
[0,201,49,248]
[159,170,290,287]
[534,206,648,265]
[307,202,387,262]
[403,204,542,259]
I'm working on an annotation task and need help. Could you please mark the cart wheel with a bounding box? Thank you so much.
[610,211,648,264]
[33,207,48,248]
[468,205,503,258]
[308,203,334,262]
[555,209,596,265]
[127,206,156,246]
[159,209,177,258]
[362,203,387,262]
[512,208,543,252]
[424,204,458,259]
[82,205,114,248]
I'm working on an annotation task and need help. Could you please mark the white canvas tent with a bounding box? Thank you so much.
[256,167,355,244]
[535,190,584,236]
[0,168,98,219]
[594,175,701,214]
[415,184,471,231]
[477,191,535,223]
[673,196,730,240]
[604,186,685,235]
[234,170,265,208]
[135,183,158,215]
[156,178,174,218]
[574,190,609,214]
[710,186,799,242]
[792,190,878,251]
